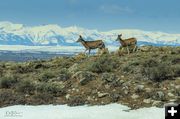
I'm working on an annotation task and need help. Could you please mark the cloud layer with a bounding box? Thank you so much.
[100,5,133,14]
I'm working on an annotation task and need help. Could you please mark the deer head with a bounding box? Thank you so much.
[76,35,84,42]
[116,34,122,41]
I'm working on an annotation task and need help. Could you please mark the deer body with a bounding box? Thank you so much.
[77,35,105,54]
[116,34,137,54]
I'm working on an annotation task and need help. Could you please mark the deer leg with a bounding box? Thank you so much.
[84,49,88,54]
[135,46,138,52]
[127,46,130,55]
[89,49,91,55]
[135,45,138,52]
[133,45,137,52]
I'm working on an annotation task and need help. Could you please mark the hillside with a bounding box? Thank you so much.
[0,46,180,109]
[0,21,180,46]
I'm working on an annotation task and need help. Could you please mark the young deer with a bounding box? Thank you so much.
[116,34,137,54]
[76,35,105,54]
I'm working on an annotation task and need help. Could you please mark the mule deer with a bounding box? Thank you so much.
[116,34,137,54]
[76,35,105,54]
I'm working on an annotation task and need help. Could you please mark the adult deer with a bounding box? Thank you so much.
[116,34,137,54]
[76,35,105,54]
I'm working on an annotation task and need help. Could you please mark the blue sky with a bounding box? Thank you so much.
[0,0,179,33]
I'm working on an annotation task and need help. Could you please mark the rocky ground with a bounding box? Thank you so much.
[0,46,180,109]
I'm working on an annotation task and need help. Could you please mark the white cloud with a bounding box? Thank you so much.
[100,5,133,14]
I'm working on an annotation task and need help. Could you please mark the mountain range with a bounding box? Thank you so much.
[0,21,179,46]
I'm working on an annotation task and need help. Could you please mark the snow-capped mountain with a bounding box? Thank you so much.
[0,21,179,46]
